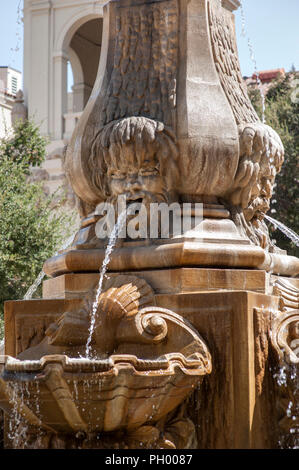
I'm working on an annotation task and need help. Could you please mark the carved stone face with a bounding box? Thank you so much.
[244,160,276,223]
[108,158,167,206]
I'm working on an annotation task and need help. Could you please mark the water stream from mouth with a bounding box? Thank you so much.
[264,214,299,247]
[85,210,127,359]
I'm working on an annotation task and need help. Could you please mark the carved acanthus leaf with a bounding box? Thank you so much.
[100,0,178,129]
[208,1,259,125]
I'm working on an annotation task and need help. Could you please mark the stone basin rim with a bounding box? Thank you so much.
[0,353,211,377]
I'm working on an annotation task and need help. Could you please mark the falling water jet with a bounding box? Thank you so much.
[85,210,127,359]
[23,270,47,301]
[264,214,299,247]
[0,232,79,409]
[23,232,77,300]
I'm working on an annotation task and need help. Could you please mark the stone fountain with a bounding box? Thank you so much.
[0,0,298,449]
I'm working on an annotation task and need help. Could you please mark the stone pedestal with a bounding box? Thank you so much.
[4,267,295,448]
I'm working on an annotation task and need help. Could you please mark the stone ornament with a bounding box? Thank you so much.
[11,90,28,127]
[208,1,259,125]
[252,302,298,448]
[271,279,299,364]
[266,280,299,447]
[229,123,284,250]
[88,116,179,209]
[271,310,299,365]
[65,0,239,206]
[273,278,299,312]
[270,279,299,366]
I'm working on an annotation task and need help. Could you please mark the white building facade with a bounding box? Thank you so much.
[0,67,22,138]
[23,0,104,144]
[23,0,105,196]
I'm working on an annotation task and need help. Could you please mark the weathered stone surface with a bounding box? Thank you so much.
[43,268,269,299]
[3,285,294,449]
[0,0,298,450]
[42,0,297,280]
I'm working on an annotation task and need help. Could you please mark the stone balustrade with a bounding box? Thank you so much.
[63,111,82,143]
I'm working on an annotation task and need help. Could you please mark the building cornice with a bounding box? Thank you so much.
[30,0,52,12]
[51,0,104,10]
[0,66,22,74]
[0,93,16,108]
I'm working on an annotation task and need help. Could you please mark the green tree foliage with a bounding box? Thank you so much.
[0,119,48,167]
[0,121,76,339]
[248,73,299,257]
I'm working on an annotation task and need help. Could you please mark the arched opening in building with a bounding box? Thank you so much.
[68,18,103,112]
[64,17,103,141]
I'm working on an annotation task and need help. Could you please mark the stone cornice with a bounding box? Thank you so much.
[30,0,52,13]
[51,0,104,9]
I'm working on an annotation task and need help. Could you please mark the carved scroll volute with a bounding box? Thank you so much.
[271,311,299,365]
[115,306,212,373]
[270,280,299,364]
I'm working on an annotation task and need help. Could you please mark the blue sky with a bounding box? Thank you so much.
[0,0,298,84]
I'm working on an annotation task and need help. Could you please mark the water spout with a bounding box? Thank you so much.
[85,211,127,358]
[264,214,299,247]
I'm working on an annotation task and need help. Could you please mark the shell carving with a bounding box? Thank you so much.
[93,276,155,353]
[46,276,155,351]
[36,275,211,374]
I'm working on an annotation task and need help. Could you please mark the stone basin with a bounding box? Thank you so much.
[0,352,210,435]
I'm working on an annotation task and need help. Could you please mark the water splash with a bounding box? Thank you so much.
[23,232,77,300]
[264,214,299,247]
[85,211,127,359]
[7,382,27,448]
[273,363,299,449]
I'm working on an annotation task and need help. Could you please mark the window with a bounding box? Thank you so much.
[11,76,18,95]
